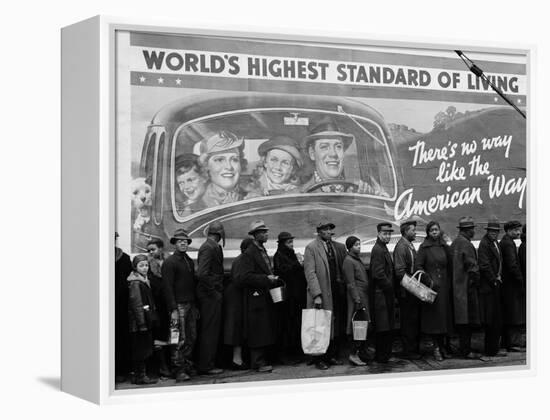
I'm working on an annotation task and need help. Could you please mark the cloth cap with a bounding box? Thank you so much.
[504,220,522,231]
[457,216,475,229]
[258,135,303,168]
[277,231,295,242]
[377,222,394,232]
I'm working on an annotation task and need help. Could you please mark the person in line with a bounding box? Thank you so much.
[175,153,207,215]
[451,217,482,359]
[161,229,199,383]
[477,219,506,357]
[500,220,526,352]
[196,222,226,375]
[303,220,348,370]
[273,231,307,364]
[247,136,303,197]
[224,238,254,370]
[236,220,280,372]
[393,220,422,360]
[115,232,133,383]
[127,254,158,385]
[146,238,171,378]
[342,236,370,366]
[370,222,396,363]
[199,131,244,207]
[416,221,453,361]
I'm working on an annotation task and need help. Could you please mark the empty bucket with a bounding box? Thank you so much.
[352,310,369,341]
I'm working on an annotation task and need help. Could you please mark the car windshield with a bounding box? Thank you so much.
[171,107,397,221]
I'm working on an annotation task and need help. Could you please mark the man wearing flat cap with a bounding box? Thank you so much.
[451,217,482,359]
[200,131,244,207]
[303,219,348,369]
[235,220,280,372]
[196,222,226,375]
[393,219,421,360]
[478,218,505,356]
[161,228,199,382]
[300,117,385,195]
[370,222,396,363]
[247,135,303,197]
[500,220,525,352]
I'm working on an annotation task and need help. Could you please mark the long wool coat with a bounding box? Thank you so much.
[196,237,224,298]
[342,253,371,335]
[369,239,395,332]
[415,237,453,334]
[234,242,276,348]
[500,234,526,326]
[223,253,245,346]
[303,237,347,338]
[451,232,481,325]
[478,234,503,327]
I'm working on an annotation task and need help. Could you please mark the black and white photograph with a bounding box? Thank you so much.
[113,29,527,390]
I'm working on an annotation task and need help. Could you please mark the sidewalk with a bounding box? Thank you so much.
[116,335,527,390]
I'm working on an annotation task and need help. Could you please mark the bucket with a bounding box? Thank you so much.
[269,280,286,303]
[352,310,369,341]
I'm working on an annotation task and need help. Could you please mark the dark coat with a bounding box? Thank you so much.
[235,241,276,348]
[303,237,347,338]
[342,253,371,335]
[393,237,417,292]
[478,234,503,327]
[224,254,245,346]
[370,238,395,332]
[115,249,132,374]
[415,237,453,334]
[519,237,526,287]
[500,234,526,325]
[127,272,157,362]
[148,257,170,342]
[451,232,481,325]
[196,237,224,299]
[162,250,197,312]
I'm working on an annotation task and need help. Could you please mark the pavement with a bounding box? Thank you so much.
[116,333,527,390]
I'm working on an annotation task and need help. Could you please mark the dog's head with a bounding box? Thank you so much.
[131,177,152,209]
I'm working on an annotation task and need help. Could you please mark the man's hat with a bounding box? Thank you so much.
[258,135,303,168]
[199,131,244,162]
[248,219,269,236]
[303,117,354,150]
[316,220,336,231]
[457,216,475,229]
[277,231,295,242]
[203,221,226,246]
[485,217,501,231]
[170,228,192,245]
[504,220,522,231]
[400,219,417,229]
[377,222,394,232]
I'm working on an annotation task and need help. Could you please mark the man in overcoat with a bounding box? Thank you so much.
[162,228,199,382]
[393,219,421,360]
[303,220,347,370]
[451,217,482,359]
[196,221,226,374]
[370,222,396,363]
[236,220,279,372]
[500,220,525,352]
[478,219,505,357]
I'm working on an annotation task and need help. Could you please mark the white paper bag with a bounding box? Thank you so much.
[301,309,332,355]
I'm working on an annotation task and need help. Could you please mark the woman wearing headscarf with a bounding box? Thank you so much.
[415,221,453,361]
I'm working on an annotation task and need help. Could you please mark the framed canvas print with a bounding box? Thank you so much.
[61,16,531,404]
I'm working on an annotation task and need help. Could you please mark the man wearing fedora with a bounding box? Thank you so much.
[478,218,505,357]
[370,222,396,363]
[196,221,226,375]
[300,117,385,195]
[236,220,280,372]
[273,231,307,363]
[303,219,348,370]
[451,217,482,359]
[393,219,422,360]
[500,220,526,352]
[161,228,199,382]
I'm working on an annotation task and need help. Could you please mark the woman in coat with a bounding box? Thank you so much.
[342,236,371,366]
[415,221,453,361]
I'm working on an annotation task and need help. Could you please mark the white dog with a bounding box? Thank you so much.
[131,177,152,232]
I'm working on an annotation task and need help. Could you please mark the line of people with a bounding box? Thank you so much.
[114,215,527,385]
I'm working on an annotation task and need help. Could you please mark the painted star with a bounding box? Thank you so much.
[139,76,146,83]
[157,77,164,84]
[175,78,182,85]
[517,98,522,104]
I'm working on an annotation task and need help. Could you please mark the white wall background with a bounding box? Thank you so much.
[1,0,547,417]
